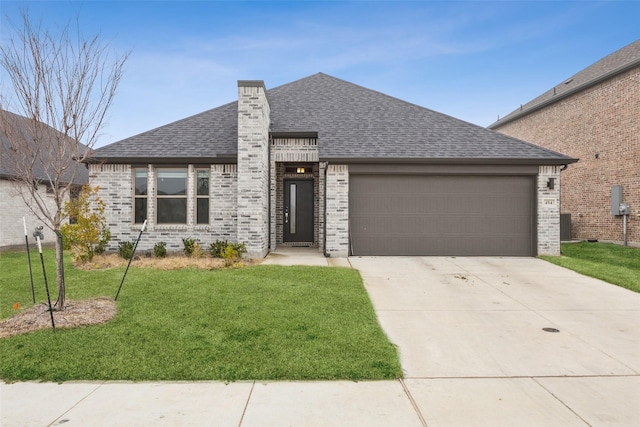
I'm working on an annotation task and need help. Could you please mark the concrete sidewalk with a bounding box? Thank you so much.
[2,252,639,426]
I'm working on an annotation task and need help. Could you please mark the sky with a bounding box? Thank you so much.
[1,0,639,148]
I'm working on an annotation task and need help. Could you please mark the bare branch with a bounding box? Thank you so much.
[0,8,129,310]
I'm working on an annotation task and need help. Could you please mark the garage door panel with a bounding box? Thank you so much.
[349,175,535,256]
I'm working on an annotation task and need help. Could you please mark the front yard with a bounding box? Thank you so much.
[0,250,401,382]
[541,242,640,293]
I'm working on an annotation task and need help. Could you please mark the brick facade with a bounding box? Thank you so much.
[237,81,271,258]
[324,164,350,257]
[270,137,321,251]
[493,67,639,245]
[537,165,562,255]
[90,163,238,253]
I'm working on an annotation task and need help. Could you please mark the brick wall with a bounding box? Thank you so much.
[537,165,561,255]
[237,81,271,258]
[270,137,321,250]
[494,67,640,245]
[325,164,349,257]
[91,163,238,253]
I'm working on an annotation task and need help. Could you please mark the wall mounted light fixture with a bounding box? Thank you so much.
[547,178,555,190]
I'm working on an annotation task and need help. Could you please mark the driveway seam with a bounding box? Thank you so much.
[47,381,105,427]
[237,381,255,427]
[399,378,428,427]
[531,377,592,426]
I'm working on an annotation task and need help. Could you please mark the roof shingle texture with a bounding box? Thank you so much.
[1,109,89,185]
[93,73,574,163]
[491,39,640,127]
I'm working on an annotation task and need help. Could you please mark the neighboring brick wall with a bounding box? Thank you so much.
[537,165,561,255]
[494,67,640,245]
[237,81,271,258]
[0,179,59,247]
[91,163,238,253]
[325,164,349,257]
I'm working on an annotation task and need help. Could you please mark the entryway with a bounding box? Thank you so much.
[283,179,314,244]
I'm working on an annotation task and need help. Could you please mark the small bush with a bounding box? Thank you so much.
[209,240,246,260]
[222,245,239,267]
[154,241,167,258]
[192,241,205,259]
[118,241,135,259]
[231,242,247,257]
[60,185,111,263]
[182,237,199,257]
[209,240,229,258]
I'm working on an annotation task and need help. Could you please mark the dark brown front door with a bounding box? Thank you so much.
[284,179,314,243]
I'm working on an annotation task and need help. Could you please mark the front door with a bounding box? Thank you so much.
[283,179,314,243]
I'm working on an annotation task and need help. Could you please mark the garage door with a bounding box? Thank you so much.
[349,175,535,256]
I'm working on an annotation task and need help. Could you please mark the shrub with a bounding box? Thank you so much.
[192,241,204,259]
[209,240,246,260]
[231,242,247,257]
[222,245,239,267]
[60,185,111,263]
[154,241,167,258]
[209,240,229,258]
[182,237,199,257]
[118,241,135,259]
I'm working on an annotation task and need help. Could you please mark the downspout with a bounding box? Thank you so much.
[323,161,329,257]
[268,133,272,254]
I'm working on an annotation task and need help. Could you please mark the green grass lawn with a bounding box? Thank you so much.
[540,242,640,293]
[0,249,401,382]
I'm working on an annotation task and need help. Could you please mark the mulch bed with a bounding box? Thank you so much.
[0,297,117,338]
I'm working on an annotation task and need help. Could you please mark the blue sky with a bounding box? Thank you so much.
[1,1,639,147]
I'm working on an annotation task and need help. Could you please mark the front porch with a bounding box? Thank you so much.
[269,135,324,253]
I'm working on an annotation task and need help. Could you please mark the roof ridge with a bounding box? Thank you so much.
[490,39,640,128]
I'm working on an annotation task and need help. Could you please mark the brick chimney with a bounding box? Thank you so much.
[236,80,271,258]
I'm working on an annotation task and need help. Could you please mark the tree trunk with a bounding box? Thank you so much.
[54,230,66,311]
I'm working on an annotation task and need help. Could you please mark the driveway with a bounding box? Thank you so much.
[350,256,640,426]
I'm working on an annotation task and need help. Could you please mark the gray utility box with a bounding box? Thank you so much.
[611,185,623,215]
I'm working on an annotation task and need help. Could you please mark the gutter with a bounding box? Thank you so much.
[319,157,578,166]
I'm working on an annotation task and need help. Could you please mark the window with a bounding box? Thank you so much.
[156,169,187,224]
[134,169,147,224]
[196,169,209,224]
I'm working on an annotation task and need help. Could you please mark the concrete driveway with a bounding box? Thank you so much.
[350,256,640,426]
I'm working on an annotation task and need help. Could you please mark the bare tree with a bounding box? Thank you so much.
[0,10,128,310]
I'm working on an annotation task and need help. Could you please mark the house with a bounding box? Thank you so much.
[0,109,89,248]
[489,40,640,245]
[88,73,576,258]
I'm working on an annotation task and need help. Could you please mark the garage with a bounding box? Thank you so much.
[349,173,536,256]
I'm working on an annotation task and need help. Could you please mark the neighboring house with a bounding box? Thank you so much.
[489,40,640,245]
[88,73,576,258]
[0,109,89,248]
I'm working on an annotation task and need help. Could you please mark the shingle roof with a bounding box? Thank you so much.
[489,39,640,129]
[92,73,576,165]
[1,109,89,185]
